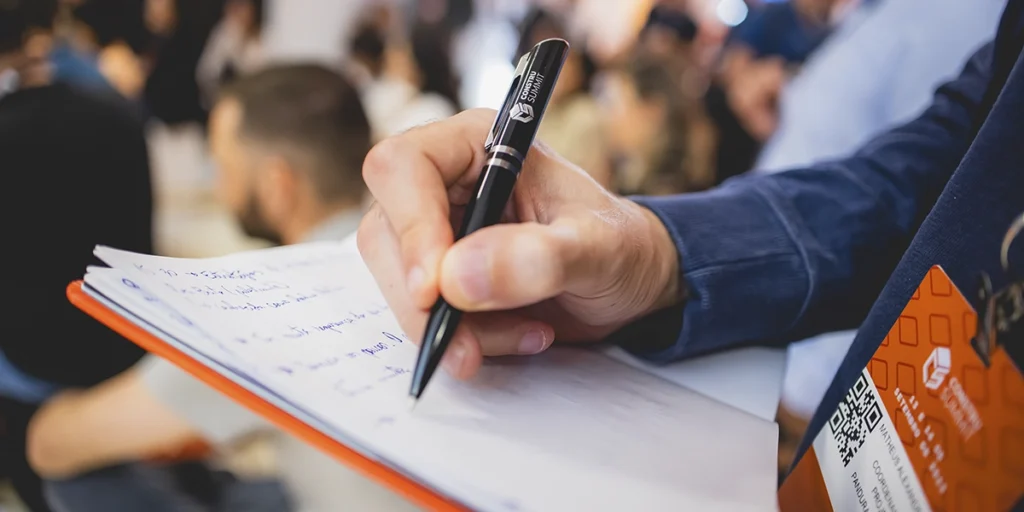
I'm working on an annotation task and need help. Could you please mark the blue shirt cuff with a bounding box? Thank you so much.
[624,182,811,363]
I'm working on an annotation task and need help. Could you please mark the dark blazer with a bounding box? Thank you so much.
[629,0,1024,486]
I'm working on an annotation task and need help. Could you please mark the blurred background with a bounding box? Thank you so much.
[1,0,946,508]
[2,0,795,262]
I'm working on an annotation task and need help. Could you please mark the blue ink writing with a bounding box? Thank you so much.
[383,331,406,344]
[361,342,389,357]
[304,357,339,371]
[185,269,262,281]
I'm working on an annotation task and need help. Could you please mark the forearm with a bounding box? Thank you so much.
[622,42,994,362]
[27,371,201,479]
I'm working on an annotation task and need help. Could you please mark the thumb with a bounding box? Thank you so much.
[438,216,605,312]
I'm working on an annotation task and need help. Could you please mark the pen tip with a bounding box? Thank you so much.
[408,396,418,412]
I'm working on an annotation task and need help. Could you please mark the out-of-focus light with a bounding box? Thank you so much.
[716,0,748,27]
[465,59,516,110]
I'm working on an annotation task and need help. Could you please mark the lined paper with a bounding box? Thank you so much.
[86,242,779,512]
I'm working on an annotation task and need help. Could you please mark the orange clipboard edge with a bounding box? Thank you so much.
[67,280,468,512]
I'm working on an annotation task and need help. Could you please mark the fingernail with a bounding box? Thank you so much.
[442,345,466,374]
[518,329,548,355]
[407,266,426,297]
[453,249,490,302]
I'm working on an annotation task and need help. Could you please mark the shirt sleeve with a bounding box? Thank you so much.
[137,356,272,445]
[623,42,995,363]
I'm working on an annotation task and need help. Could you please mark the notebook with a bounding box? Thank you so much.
[76,241,780,511]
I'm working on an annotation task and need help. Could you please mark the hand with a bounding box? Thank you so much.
[223,0,256,34]
[357,109,684,380]
[98,43,145,99]
[728,58,786,141]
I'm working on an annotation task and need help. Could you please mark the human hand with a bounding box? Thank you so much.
[728,58,786,141]
[223,0,256,34]
[98,43,145,99]
[357,109,684,380]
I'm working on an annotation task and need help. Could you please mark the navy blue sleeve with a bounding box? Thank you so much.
[624,42,995,363]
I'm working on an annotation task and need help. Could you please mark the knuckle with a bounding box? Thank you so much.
[362,138,403,186]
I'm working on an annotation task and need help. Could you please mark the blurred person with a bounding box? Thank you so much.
[208,64,370,246]
[416,0,474,29]
[723,0,841,69]
[28,64,417,512]
[65,0,161,99]
[708,0,843,184]
[41,1,116,94]
[352,2,1024,496]
[598,53,715,195]
[636,3,699,63]
[354,19,460,141]
[515,8,612,188]
[140,0,225,127]
[346,17,387,89]
[196,0,265,109]
[743,0,1005,461]
[0,0,153,509]
[634,4,710,124]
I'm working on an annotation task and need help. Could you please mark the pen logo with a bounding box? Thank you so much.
[923,346,951,390]
[510,102,534,123]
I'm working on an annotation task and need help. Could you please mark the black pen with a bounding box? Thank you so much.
[409,38,569,403]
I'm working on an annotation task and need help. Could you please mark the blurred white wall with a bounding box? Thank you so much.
[261,0,370,65]
[569,0,653,61]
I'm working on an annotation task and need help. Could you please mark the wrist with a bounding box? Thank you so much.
[626,200,685,317]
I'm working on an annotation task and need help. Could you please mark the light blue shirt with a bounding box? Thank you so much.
[756,0,1005,173]
[750,0,1004,419]
[0,349,61,404]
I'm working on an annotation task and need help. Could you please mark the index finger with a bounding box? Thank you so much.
[361,108,496,309]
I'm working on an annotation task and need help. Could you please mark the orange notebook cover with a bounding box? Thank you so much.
[67,280,467,512]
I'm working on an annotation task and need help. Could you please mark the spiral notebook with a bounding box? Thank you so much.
[69,240,779,512]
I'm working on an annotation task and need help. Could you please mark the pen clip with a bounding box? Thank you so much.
[484,53,531,152]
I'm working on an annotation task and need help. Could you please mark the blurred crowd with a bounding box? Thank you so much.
[0,0,1005,510]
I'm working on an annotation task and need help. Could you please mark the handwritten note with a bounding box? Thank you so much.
[93,243,417,414]
[84,242,779,512]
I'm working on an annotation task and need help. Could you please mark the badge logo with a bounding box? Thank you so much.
[510,102,534,123]
[923,346,952,390]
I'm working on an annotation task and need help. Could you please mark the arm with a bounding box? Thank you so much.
[196,21,241,107]
[625,42,995,362]
[27,369,201,478]
[28,357,271,479]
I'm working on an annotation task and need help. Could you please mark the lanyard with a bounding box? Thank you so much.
[972,212,1024,367]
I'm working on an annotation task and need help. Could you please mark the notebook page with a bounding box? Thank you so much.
[336,233,786,422]
[602,346,786,422]
[83,267,362,453]
[90,243,779,512]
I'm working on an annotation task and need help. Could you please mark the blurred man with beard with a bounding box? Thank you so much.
[210,63,370,246]
[26,65,413,511]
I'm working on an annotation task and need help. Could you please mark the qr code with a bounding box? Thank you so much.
[828,372,884,467]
